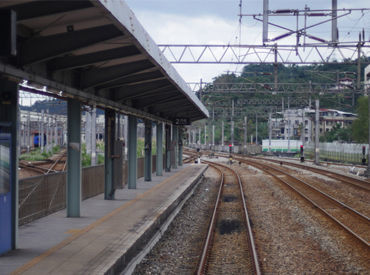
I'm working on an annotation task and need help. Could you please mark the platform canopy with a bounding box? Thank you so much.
[0,0,208,123]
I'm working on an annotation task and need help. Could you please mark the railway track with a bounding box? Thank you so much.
[197,160,260,275]
[19,151,67,176]
[45,152,67,174]
[254,156,370,192]
[235,157,370,248]
[185,148,370,192]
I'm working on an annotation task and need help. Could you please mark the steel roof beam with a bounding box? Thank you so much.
[153,102,195,113]
[141,96,187,109]
[48,46,141,71]
[97,73,167,90]
[80,60,155,89]
[5,0,93,21]
[115,84,174,102]
[21,24,122,65]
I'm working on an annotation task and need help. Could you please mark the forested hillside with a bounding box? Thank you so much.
[194,57,370,144]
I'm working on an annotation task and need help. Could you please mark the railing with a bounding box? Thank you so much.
[305,142,368,164]
[19,155,164,225]
[187,144,262,154]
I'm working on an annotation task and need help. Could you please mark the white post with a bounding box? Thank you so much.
[91,107,97,166]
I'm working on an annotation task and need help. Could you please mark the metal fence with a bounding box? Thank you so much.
[188,144,262,155]
[305,142,368,164]
[19,156,163,225]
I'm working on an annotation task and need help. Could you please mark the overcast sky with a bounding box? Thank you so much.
[125,0,370,84]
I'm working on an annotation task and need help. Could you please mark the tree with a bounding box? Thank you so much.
[320,124,352,142]
[352,96,368,143]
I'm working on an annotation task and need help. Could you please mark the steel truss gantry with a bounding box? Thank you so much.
[188,82,364,95]
[158,43,369,65]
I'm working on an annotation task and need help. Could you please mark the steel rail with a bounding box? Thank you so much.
[19,161,56,175]
[196,163,224,275]
[254,156,370,192]
[197,160,261,275]
[46,153,66,174]
[238,157,370,247]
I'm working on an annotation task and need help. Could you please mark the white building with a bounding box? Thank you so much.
[270,107,356,142]
[365,64,370,95]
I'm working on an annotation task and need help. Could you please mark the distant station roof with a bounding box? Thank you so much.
[0,0,208,123]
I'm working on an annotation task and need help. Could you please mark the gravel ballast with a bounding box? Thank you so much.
[133,167,220,274]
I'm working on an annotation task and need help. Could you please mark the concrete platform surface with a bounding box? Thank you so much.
[0,164,207,275]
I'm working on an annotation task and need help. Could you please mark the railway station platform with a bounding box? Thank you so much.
[0,164,207,275]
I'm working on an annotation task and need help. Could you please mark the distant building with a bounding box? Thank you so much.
[270,108,314,142]
[365,65,370,95]
[270,107,356,142]
[317,109,357,136]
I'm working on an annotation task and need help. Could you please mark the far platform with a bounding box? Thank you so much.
[0,164,207,275]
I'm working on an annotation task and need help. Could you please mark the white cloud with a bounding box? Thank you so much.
[132,6,369,83]
[134,11,262,83]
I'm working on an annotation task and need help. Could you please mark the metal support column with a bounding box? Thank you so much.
[53,116,57,146]
[27,111,30,152]
[127,115,137,189]
[268,113,272,152]
[212,124,215,148]
[67,99,81,217]
[104,109,115,199]
[356,43,362,106]
[244,116,247,154]
[332,0,338,44]
[165,124,171,172]
[301,109,305,146]
[198,127,201,145]
[367,93,370,177]
[41,110,44,153]
[178,128,183,166]
[85,109,91,155]
[255,113,258,145]
[212,106,215,149]
[263,0,269,43]
[231,100,234,146]
[91,107,96,166]
[156,122,163,176]
[204,124,207,146]
[144,120,152,181]
[193,130,197,146]
[46,110,50,153]
[172,126,178,169]
[124,115,128,160]
[221,120,224,145]
[0,78,19,252]
[314,99,320,165]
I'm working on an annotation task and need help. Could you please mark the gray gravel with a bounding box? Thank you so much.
[133,168,219,275]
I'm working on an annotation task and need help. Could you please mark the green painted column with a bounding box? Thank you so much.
[178,128,183,166]
[144,120,152,181]
[165,124,171,172]
[128,115,137,189]
[67,99,81,217]
[156,122,163,176]
[0,78,19,251]
[172,126,178,169]
[104,109,115,200]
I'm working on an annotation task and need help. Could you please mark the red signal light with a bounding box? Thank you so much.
[229,144,232,147]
